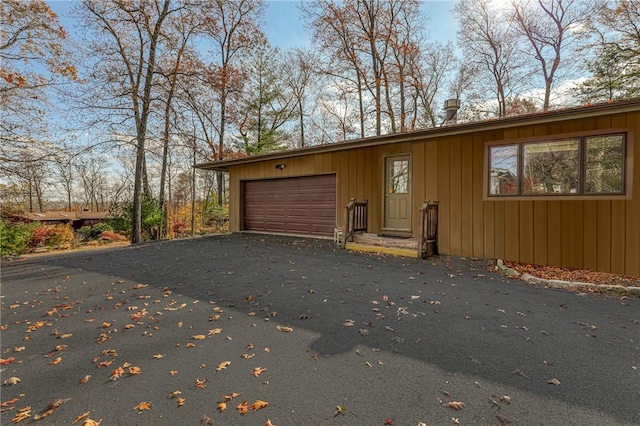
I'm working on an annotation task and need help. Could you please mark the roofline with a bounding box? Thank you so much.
[195,98,640,172]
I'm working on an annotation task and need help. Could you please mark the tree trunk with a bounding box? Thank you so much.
[131,0,172,244]
[298,98,305,147]
[191,139,196,237]
[357,72,365,139]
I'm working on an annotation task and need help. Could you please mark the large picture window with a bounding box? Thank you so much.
[488,133,626,197]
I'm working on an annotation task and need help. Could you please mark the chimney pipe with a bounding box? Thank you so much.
[444,98,461,125]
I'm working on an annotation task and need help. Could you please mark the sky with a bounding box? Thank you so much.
[47,0,459,51]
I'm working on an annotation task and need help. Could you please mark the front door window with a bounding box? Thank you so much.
[387,159,409,194]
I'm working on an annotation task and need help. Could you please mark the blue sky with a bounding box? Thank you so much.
[47,0,458,50]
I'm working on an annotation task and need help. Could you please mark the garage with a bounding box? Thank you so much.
[243,174,336,237]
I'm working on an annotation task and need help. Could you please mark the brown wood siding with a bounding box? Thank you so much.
[243,175,336,236]
[225,108,639,275]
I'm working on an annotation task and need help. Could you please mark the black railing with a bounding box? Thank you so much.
[418,200,439,258]
[341,198,368,248]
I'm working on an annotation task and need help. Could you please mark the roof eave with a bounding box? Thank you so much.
[194,99,640,171]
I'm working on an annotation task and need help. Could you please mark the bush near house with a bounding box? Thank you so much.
[0,220,38,255]
[77,222,113,241]
[0,221,75,255]
[47,224,74,248]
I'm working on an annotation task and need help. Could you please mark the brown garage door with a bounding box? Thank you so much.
[244,175,336,237]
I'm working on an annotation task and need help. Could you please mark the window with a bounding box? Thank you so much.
[488,133,626,197]
[387,159,409,194]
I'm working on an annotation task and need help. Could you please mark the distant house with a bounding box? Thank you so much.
[196,99,640,276]
[74,210,110,229]
[15,211,110,229]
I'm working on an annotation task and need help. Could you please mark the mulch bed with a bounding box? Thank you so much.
[502,260,640,287]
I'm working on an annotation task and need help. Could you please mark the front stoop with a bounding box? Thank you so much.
[345,233,420,258]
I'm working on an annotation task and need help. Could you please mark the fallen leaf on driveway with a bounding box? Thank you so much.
[0,357,15,365]
[547,378,561,385]
[276,325,293,332]
[134,402,151,411]
[33,398,71,420]
[195,378,208,389]
[342,320,355,327]
[216,361,231,371]
[11,406,31,423]
[1,397,20,407]
[110,367,125,380]
[3,377,21,386]
[265,420,275,426]
[252,367,267,377]
[224,392,241,401]
[217,402,227,412]
[250,400,268,411]
[237,400,249,414]
[152,354,165,359]
[448,401,465,410]
[72,410,91,424]
[192,335,206,340]
[49,357,62,365]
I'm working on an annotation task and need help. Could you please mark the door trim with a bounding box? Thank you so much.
[381,153,412,235]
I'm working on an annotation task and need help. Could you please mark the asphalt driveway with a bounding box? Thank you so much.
[1,233,639,425]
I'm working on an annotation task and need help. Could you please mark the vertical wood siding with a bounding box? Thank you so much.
[227,109,639,275]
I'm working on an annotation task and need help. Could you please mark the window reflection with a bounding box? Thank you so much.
[387,160,408,194]
[523,139,579,194]
[489,145,518,195]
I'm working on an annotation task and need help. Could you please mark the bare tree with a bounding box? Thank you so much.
[282,48,316,147]
[76,155,108,211]
[200,0,266,205]
[156,4,201,237]
[455,0,526,117]
[511,0,592,110]
[79,0,179,243]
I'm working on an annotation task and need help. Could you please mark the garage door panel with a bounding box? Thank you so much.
[244,175,336,237]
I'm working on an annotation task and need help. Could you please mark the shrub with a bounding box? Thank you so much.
[77,222,113,241]
[100,231,128,242]
[47,224,74,247]
[108,195,161,240]
[29,225,52,249]
[171,220,186,237]
[0,220,38,256]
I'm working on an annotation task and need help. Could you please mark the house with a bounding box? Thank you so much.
[15,210,110,229]
[73,210,110,229]
[196,99,640,276]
